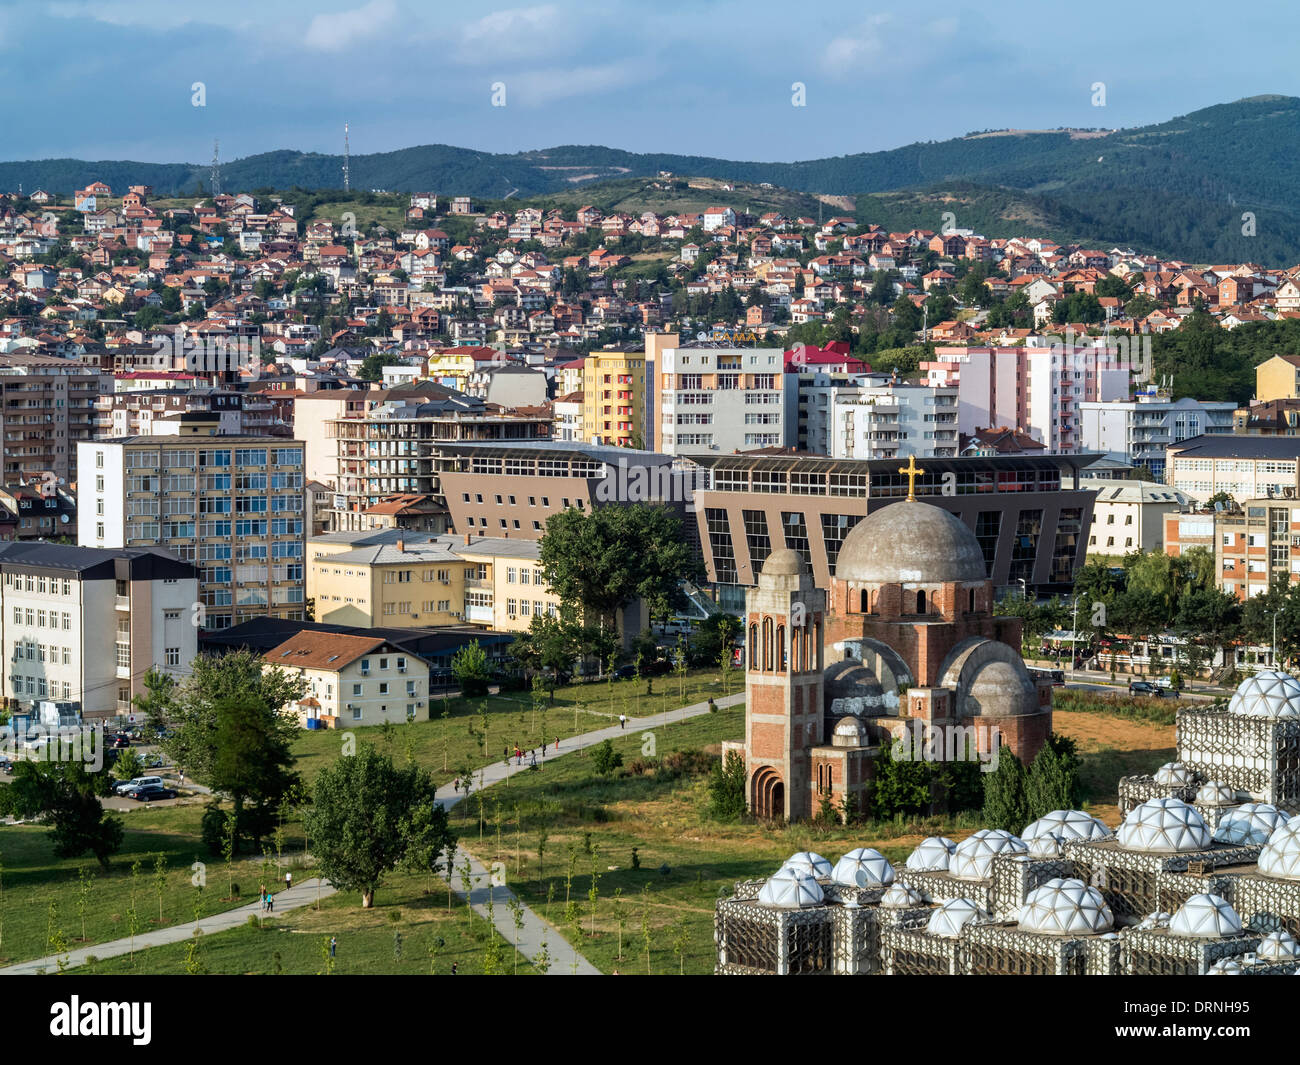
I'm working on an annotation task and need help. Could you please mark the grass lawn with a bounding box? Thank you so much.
[75,869,538,975]
[289,668,737,789]
[0,803,299,966]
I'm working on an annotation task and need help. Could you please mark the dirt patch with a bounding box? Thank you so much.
[1054,709,1174,753]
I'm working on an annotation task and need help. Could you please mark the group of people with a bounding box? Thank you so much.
[259,872,294,912]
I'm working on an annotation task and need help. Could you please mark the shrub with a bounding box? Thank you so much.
[591,739,623,777]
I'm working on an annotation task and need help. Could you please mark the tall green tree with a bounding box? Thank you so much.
[981,748,1029,832]
[2,761,123,868]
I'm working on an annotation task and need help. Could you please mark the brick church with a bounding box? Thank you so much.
[726,474,1053,822]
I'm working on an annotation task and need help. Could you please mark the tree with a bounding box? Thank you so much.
[451,640,491,698]
[981,748,1029,832]
[305,744,445,907]
[111,747,144,783]
[707,751,747,820]
[3,761,123,868]
[539,503,704,631]
[591,739,623,777]
[689,612,740,668]
[868,740,932,817]
[1024,735,1081,821]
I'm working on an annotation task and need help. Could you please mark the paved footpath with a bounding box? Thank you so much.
[1,689,744,977]
[0,878,337,975]
[436,690,745,975]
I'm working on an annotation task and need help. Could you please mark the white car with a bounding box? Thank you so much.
[115,775,164,796]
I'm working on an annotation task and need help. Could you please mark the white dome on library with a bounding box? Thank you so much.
[1022,810,1113,846]
[780,851,833,879]
[880,883,925,908]
[905,836,957,872]
[1168,894,1243,938]
[949,829,1028,880]
[1258,816,1300,881]
[1154,762,1196,788]
[1228,670,1300,719]
[1213,803,1290,846]
[831,848,895,888]
[926,898,986,939]
[758,869,824,908]
[1018,878,1113,936]
[1116,798,1211,853]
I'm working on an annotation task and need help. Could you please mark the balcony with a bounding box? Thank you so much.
[466,604,494,624]
[115,595,130,610]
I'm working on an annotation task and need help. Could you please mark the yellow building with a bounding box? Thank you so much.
[306,529,558,632]
[581,350,646,447]
[1255,354,1300,403]
[426,346,501,390]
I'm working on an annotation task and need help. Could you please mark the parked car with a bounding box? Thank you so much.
[0,757,13,773]
[612,664,638,680]
[115,775,164,796]
[130,785,177,802]
[110,734,131,749]
[1128,680,1168,697]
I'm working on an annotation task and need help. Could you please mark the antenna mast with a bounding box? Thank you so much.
[210,139,221,197]
[342,122,350,192]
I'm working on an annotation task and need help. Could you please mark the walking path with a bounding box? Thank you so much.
[2,688,744,977]
[0,878,337,975]
[435,689,745,975]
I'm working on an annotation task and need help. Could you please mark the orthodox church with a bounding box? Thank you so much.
[727,464,1054,822]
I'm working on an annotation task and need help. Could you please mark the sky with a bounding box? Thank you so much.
[2,0,1298,164]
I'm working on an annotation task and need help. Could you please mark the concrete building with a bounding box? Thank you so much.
[1078,394,1234,478]
[1255,354,1300,404]
[0,542,198,719]
[1165,436,1300,504]
[690,450,1099,609]
[655,345,797,457]
[264,629,430,728]
[823,382,959,460]
[1165,498,1300,602]
[1082,480,1193,557]
[77,437,306,631]
[0,351,106,485]
[923,344,1129,454]
[581,349,646,447]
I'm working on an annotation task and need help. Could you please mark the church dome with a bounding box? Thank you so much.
[1168,894,1243,938]
[831,848,895,888]
[831,715,868,747]
[1117,798,1211,853]
[1258,816,1300,880]
[834,500,987,585]
[964,659,1038,718]
[1228,670,1300,719]
[1213,803,1289,846]
[758,869,824,908]
[761,548,806,577]
[1018,878,1113,936]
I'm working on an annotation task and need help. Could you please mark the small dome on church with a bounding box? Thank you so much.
[964,658,1038,718]
[832,715,868,747]
[761,548,805,577]
[835,500,987,585]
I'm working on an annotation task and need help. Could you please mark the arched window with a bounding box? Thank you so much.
[859,587,869,613]
[777,626,787,671]
[749,623,758,670]
[968,587,977,613]
[917,589,927,614]
[761,616,773,671]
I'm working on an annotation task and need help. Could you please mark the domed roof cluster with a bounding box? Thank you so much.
[780,851,833,879]
[1258,816,1300,881]
[1022,810,1113,846]
[1196,781,1237,806]
[1018,878,1113,936]
[1213,803,1289,846]
[835,501,987,585]
[880,883,925,908]
[1117,798,1212,853]
[949,829,1028,880]
[1153,762,1196,788]
[1168,894,1243,938]
[1228,670,1300,719]
[925,898,986,939]
[831,848,895,888]
[1256,930,1300,963]
[758,869,823,908]
[905,836,957,872]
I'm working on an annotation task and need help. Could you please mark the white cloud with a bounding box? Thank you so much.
[507,62,644,107]
[823,14,891,77]
[460,5,564,61]
[304,0,398,52]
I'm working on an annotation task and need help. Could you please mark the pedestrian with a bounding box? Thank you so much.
[178,769,185,787]
[260,883,266,911]
[450,962,458,975]
[267,891,274,913]
[619,714,626,729]
[554,736,559,752]
[285,871,292,892]
[329,936,337,959]
[503,745,509,761]
[453,777,460,793]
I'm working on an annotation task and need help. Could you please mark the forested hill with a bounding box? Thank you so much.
[5,95,1300,262]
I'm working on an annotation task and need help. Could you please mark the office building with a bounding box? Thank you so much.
[1078,394,1234,478]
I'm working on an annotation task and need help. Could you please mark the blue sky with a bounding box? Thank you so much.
[2,0,1296,163]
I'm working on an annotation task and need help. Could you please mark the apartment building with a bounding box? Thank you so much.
[76,437,306,631]
[1078,393,1234,477]
[1165,436,1300,504]
[0,542,198,719]
[809,381,960,459]
[0,351,106,484]
[1165,499,1300,602]
[265,630,431,727]
[690,450,1099,608]
[922,344,1129,453]
[1255,354,1300,404]
[95,387,286,439]
[306,529,560,633]
[581,349,646,447]
[1083,480,1192,556]
[326,389,551,531]
[655,345,797,457]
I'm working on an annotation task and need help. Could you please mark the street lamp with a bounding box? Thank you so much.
[1070,594,1084,681]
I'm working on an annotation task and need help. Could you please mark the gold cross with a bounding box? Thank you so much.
[898,454,925,501]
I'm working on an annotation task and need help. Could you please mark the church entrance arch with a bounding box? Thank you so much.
[751,765,784,821]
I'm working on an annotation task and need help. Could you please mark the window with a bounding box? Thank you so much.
[166,647,180,667]
[378,682,389,695]
[352,683,363,696]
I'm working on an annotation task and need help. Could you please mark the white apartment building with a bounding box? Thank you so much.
[1082,479,1193,556]
[1078,393,1235,478]
[807,382,959,460]
[656,346,798,457]
[0,542,198,719]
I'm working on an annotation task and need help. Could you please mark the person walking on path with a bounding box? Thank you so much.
[554,736,559,753]
[285,871,293,892]
[619,714,626,729]
[329,936,337,959]
[260,883,267,911]
[450,962,458,975]
[266,891,274,913]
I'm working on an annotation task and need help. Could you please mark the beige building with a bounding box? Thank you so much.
[1255,354,1300,404]
[1082,479,1192,557]
[264,629,430,727]
[0,351,106,484]
[1165,498,1300,603]
[306,529,559,633]
[581,349,646,447]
